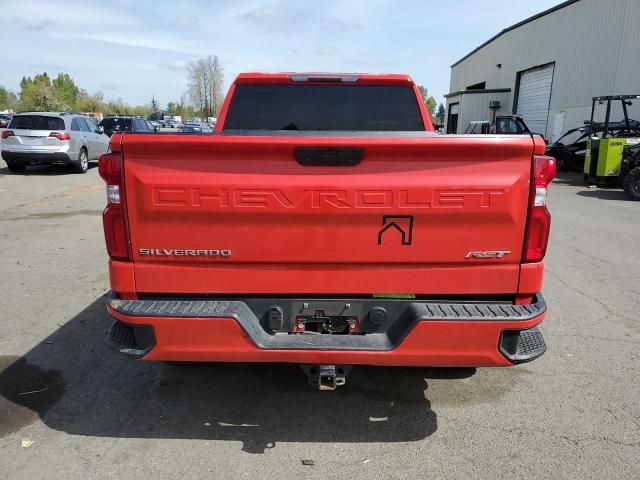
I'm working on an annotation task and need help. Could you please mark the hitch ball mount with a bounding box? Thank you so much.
[300,364,353,391]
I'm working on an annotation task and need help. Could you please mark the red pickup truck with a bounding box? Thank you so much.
[100,73,554,389]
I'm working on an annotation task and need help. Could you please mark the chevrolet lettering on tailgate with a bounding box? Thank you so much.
[151,187,506,210]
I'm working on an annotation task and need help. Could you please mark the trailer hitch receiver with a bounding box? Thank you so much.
[301,364,353,390]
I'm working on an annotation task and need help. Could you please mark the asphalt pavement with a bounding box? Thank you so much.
[0,164,638,479]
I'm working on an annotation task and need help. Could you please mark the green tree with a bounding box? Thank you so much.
[104,98,131,116]
[75,90,104,113]
[437,103,446,125]
[19,72,61,111]
[417,85,437,118]
[187,55,224,117]
[14,70,169,117]
[133,104,153,118]
[51,73,79,111]
[0,86,18,111]
[166,96,194,118]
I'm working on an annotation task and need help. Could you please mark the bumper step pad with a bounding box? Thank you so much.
[107,320,155,357]
[108,295,545,321]
[499,326,547,363]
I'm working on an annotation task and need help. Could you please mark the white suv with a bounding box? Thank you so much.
[0,112,110,174]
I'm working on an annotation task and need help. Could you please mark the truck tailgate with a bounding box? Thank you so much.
[121,134,534,295]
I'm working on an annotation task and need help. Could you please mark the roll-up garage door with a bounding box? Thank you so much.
[516,63,555,137]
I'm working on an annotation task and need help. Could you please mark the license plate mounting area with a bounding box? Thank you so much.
[290,301,364,334]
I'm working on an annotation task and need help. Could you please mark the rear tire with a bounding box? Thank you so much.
[73,149,89,174]
[6,163,27,173]
[554,149,571,172]
[623,167,640,201]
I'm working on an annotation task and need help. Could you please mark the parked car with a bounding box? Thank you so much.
[0,114,11,128]
[464,115,531,135]
[98,116,154,136]
[1,112,109,173]
[146,120,160,132]
[177,124,203,134]
[178,122,212,134]
[100,72,555,390]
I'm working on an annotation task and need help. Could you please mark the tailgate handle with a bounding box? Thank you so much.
[295,147,363,166]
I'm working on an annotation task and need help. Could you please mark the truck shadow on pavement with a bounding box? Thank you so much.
[575,189,632,201]
[0,294,519,454]
[554,173,633,201]
[552,172,586,187]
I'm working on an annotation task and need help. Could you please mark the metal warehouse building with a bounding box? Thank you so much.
[445,0,640,141]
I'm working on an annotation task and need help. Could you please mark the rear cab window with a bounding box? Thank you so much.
[223,84,425,131]
[10,115,65,131]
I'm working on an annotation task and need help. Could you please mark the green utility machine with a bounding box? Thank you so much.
[584,95,640,186]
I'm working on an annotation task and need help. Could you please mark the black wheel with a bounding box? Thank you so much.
[73,148,89,174]
[623,167,640,201]
[622,173,631,194]
[6,163,27,173]
[553,148,571,172]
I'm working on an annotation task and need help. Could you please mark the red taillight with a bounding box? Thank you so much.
[99,152,131,261]
[98,151,122,184]
[523,155,556,263]
[49,132,71,140]
[1,130,15,139]
[103,205,130,260]
[533,153,556,187]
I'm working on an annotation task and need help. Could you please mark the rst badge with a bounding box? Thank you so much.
[465,250,511,259]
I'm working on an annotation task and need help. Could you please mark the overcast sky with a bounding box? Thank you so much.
[0,0,564,108]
